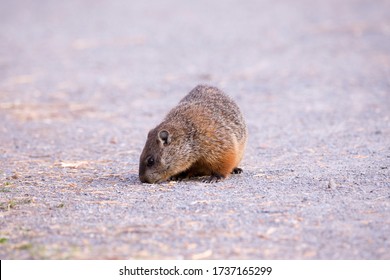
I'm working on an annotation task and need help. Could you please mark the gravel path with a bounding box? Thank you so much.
[1,0,389,259]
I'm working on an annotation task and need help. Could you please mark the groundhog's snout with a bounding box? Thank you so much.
[139,176,149,183]
[139,173,151,184]
[138,164,149,183]
[139,174,158,184]
[139,173,147,183]
[139,164,158,184]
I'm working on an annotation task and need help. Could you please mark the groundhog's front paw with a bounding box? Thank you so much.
[203,173,224,183]
[169,175,183,181]
[169,171,189,182]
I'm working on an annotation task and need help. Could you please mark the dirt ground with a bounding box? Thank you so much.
[0,0,389,259]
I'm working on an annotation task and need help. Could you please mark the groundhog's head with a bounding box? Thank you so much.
[139,125,192,183]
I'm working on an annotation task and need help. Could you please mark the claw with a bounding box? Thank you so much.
[169,170,189,182]
[203,173,224,183]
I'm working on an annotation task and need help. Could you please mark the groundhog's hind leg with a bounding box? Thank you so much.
[231,167,243,174]
[230,137,246,175]
[203,148,238,182]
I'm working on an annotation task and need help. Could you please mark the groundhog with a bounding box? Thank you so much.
[139,85,247,183]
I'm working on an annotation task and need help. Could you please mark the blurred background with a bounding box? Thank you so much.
[1,0,389,163]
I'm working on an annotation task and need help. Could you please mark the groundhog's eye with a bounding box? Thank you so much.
[146,156,155,167]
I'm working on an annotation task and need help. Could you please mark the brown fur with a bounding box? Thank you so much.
[139,85,247,183]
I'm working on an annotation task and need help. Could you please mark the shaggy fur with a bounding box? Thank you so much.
[139,85,247,183]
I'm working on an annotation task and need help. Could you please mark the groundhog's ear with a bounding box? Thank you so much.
[158,130,171,145]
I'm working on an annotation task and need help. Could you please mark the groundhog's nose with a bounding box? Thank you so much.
[139,174,148,183]
[138,164,157,183]
[139,163,148,183]
[139,173,153,184]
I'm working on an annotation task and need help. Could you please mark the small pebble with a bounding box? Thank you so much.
[328,178,337,189]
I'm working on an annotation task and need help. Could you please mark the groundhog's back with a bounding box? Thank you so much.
[168,85,247,143]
